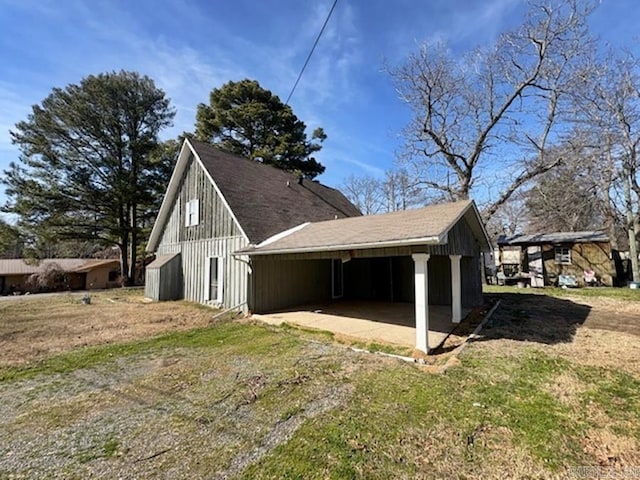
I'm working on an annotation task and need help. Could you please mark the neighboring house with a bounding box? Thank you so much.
[145,139,492,352]
[497,231,614,287]
[0,258,120,294]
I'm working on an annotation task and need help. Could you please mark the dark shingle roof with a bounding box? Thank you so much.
[190,140,361,243]
[497,231,609,246]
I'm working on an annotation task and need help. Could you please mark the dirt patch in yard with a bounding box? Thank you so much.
[0,291,220,367]
[476,291,640,374]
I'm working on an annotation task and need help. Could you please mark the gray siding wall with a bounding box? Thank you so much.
[250,257,331,313]
[151,154,250,310]
[246,217,484,312]
[145,253,183,301]
[461,255,483,307]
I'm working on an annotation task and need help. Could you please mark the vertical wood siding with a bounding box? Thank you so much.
[148,154,250,310]
[251,253,484,313]
[461,256,483,307]
[144,253,183,301]
[250,257,331,313]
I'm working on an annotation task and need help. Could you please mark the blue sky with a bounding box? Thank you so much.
[1,0,639,218]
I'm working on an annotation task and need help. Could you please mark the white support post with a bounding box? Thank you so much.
[412,253,430,353]
[450,254,462,323]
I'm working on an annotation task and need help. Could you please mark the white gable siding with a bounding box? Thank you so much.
[151,153,249,311]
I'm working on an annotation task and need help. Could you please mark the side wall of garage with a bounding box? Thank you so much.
[250,257,332,313]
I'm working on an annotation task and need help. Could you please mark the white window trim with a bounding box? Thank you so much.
[554,247,571,265]
[204,256,224,304]
[185,198,200,227]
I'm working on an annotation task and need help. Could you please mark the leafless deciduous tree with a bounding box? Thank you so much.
[340,174,384,215]
[390,0,596,220]
[341,169,426,215]
[523,142,602,232]
[380,169,425,212]
[575,54,640,282]
[484,193,528,240]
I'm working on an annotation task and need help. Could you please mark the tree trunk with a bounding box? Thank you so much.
[129,203,138,285]
[119,239,130,287]
[118,201,132,286]
[623,166,640,282]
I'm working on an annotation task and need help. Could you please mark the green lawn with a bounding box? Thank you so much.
[1,293,639,478]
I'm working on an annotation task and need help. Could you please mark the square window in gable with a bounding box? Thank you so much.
[186,198,200,227]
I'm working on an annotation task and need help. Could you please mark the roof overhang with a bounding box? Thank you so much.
[235,234,444,256]
[234,199,492,257]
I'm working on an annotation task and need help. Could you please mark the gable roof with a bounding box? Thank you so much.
[237,200,492,255]
[147,140,361,250]
[497,231,609,246]
[0,259,118,276]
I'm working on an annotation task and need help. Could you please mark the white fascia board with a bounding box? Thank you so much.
[146,140,194,252]
[189,139,250,243]
[256,222,310,248]
[235,235,442,256]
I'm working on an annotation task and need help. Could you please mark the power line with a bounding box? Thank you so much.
[285,0,339,105]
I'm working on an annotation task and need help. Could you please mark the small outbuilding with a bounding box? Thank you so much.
[497,231,614,287]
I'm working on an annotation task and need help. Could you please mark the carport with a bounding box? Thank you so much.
[237,200,491,353]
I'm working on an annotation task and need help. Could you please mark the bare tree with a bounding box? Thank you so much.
[575,54,640,282]
[340,174,384,215]
[26,262,67,292]
[523,142,603,232]
[390,0,596,220]
[381,169,425,212]
[484,193,528,240]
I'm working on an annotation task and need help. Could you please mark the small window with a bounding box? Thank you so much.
[185,199,200,227]
[205,257,223,303]
[554,247,571,265]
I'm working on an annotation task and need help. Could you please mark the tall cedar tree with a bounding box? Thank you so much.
[195,79,326,178]
[0,218,22,258]
[4,71,175,284]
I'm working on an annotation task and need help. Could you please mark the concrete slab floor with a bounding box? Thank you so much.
[252,300,471,351]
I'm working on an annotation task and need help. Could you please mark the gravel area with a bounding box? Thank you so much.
[0,336,365,479]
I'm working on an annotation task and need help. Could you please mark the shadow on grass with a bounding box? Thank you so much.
[478,292,591,344]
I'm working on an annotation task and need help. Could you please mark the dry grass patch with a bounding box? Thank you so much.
[582,428,640,468]
[0,290,219,367]
[544,328,640,376]
[542,371,587,407]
